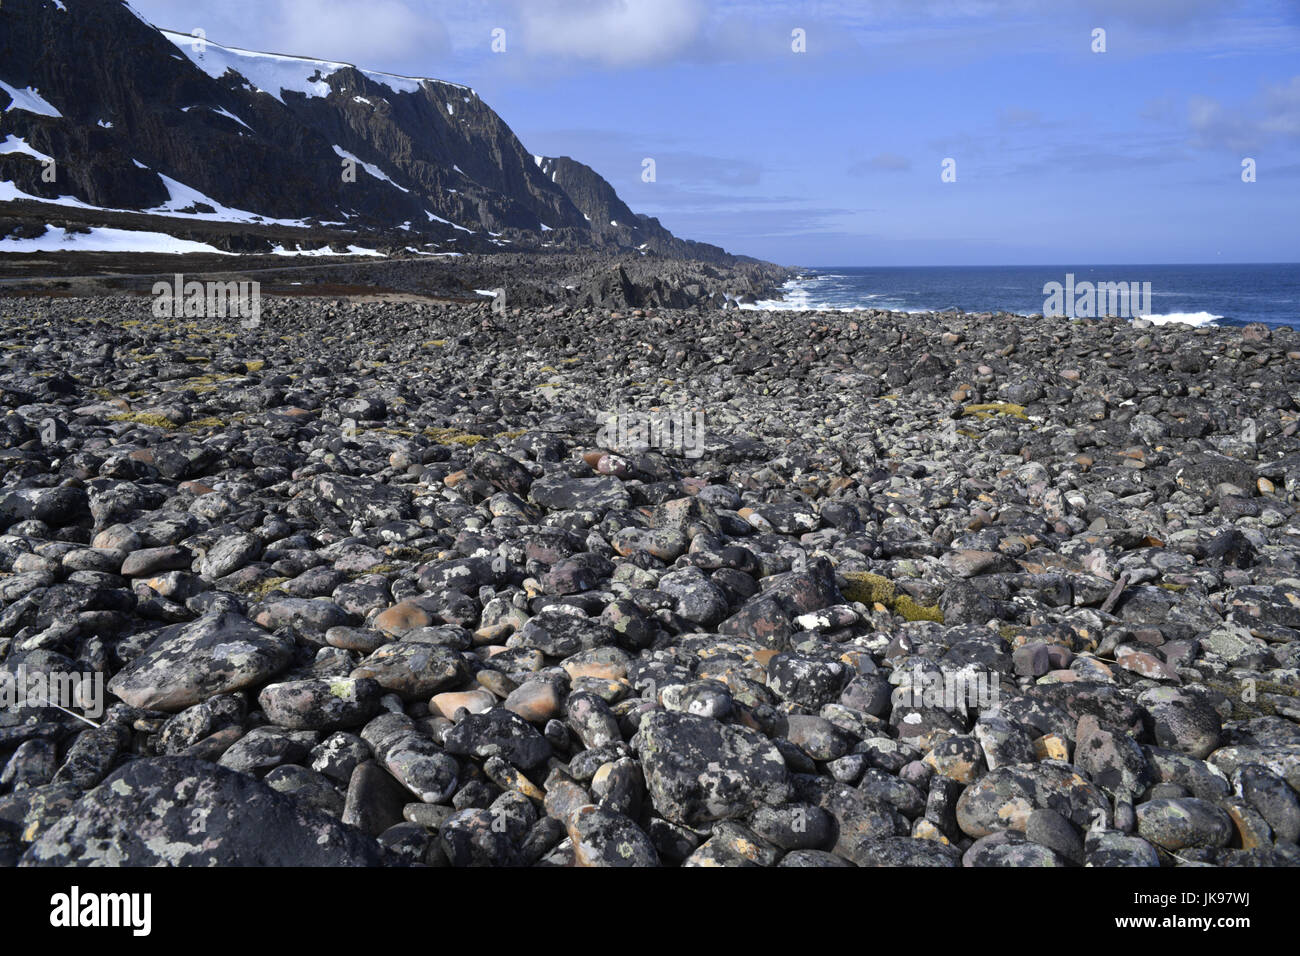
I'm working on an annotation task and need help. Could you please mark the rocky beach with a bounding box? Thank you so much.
[1,260,1298,868]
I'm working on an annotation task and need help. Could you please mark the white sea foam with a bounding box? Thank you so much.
[1136,311,1222,327]
[744,276,1228,324]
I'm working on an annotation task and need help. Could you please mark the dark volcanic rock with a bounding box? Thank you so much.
[19,757,391,866]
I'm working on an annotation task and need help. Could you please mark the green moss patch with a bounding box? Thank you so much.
[841,571,945,623]
[842,572,896,606]
[893,595,945,623]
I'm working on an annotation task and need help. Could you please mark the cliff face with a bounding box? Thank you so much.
[534,155,741,264]
[0,0,744,262]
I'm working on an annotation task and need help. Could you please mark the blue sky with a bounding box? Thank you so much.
[129,0,1300,266]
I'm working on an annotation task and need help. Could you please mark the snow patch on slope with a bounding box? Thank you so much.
[180,105,253,130]
[332,145,410,194]
[160,30,452,104]
[0,135,53,163]
[0,225,231,255]
[0,80,62,118]
[424,210,473,233]
[146,170,312,225]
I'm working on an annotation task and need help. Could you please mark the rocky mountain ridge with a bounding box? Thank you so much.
[0,0,745,264]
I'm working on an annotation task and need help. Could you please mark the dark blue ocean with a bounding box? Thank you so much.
[748,264,1300,329]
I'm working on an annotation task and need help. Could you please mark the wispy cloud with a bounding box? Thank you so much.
[1189,74,1300,150]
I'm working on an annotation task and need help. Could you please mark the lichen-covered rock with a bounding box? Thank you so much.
[517,611,618,657]
[956,761,1110,837]
[638,712,792,826]
[567,805,659,866]
[850,836,961,867]
[1084,830,1162,867]
[963,830,1068,867]
[258,677,382,731]
[106,611,294,711]
[1074,715,1153,796]
[19,757,391,866]
[1138,687,1222,759]
[349,643,469,700]
[767,653,847,709]
[530,475,629,511]
[1135,797,1235,851]
[441,708,553,770]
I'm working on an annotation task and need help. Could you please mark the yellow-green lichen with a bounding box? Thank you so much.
[108,412,178,429]
[1201,677,1297,720]
[424,427,489,446]
[183,373,241,393]
[962,402,1028,421]
[237,576,290,598]
[841,572,896,606]
[840,571,944,622]
[348,564,400,580]
[893,595,945,623]
[184,416,228,431]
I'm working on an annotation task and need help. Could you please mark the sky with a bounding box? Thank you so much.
[127,0,1300,267]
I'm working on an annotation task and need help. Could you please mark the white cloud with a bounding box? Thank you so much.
[129,0,449,65]
[272,0,448,63]
[515,0,706,66]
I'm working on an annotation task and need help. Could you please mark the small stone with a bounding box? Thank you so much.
[1025,808,1084,865]
[1135,797,1234,851]
[258,678,382,731]
[503,680,564,724]
[429,688,497,720]
[567,805,659,867]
